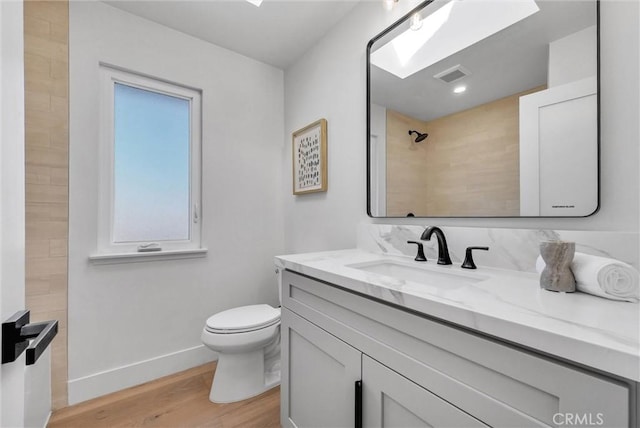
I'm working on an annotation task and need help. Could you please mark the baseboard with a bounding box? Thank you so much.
[68,345,216,405]
[42,411,51,428]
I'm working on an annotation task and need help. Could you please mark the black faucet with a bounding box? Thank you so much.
[420,227,452,265]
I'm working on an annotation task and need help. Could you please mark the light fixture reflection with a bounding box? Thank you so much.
[384,0,398,11]
[453,85,467,94]
[410,13,422,31]
[392,1,454,66]
[246,0,263,6]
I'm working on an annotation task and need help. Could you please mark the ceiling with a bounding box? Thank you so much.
[104,0,361,69]
[370,0,597,121]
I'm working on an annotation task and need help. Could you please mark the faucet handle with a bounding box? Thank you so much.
[407,241,427,262]
[461,246,489,269]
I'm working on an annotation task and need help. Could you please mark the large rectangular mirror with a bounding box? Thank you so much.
[367,0,599,217]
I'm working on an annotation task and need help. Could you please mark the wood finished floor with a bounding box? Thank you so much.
[48,362,280,428]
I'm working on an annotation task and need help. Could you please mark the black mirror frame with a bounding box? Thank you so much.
[366,0,600,219]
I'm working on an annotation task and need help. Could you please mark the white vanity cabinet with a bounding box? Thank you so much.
[281,308,361,428]
[281,308,486,428]
[281,270,633,428]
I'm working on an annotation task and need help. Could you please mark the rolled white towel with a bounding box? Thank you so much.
[536,253,639,303]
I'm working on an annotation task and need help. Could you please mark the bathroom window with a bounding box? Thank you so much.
[97,66,202,255]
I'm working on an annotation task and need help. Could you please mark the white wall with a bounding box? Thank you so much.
[548,26,597,87]
[283,1,422,252]
[283,0,639,254]
[66,0,639,404]
[69,1,284,403]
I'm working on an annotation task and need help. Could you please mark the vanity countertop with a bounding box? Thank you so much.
[275,249,640,382]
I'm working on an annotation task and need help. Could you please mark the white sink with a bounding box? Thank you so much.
[347,260,489,287]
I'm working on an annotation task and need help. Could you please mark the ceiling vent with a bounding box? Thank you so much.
[433,65,471,84]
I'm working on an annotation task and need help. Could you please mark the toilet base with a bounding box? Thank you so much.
[209,342,281,403]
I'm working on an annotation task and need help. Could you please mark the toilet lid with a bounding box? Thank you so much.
[206,304,280,333]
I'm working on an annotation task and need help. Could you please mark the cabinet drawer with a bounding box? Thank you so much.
[283,270,631,427]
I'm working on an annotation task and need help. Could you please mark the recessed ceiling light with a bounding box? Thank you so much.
[453,85,467,94]
[246,0,263,6]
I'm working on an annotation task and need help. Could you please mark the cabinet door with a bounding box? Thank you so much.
[363,356,488,428]
[281,308,361,428]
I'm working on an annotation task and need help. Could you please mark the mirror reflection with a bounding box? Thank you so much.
[368,0,599,218]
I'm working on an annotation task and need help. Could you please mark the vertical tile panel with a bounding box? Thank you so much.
[24,0,69,409]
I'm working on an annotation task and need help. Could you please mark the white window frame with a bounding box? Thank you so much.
[96,65,202,257]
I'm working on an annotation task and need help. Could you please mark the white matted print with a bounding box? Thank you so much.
[292,119,327,195]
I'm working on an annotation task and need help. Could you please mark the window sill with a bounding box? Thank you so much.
[88,248,208,265]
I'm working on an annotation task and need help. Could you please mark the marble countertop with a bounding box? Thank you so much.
[275,249,640,382]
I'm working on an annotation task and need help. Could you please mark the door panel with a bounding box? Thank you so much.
[363,356,488,428]
[0,0,27,425]
[281,308,361,428]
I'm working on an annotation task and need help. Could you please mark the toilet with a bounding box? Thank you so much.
[201,269,282,403]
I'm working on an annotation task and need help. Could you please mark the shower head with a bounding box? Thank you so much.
[408,130,428,143]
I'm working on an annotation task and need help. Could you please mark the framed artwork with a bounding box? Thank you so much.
[292,118,327,195]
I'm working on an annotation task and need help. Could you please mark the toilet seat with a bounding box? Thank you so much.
[205,304,280,334]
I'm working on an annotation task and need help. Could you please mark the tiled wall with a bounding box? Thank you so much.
[358,223,639,272]
[24,0,69,410]
[385,88,539,217]
[385,109,431,215]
